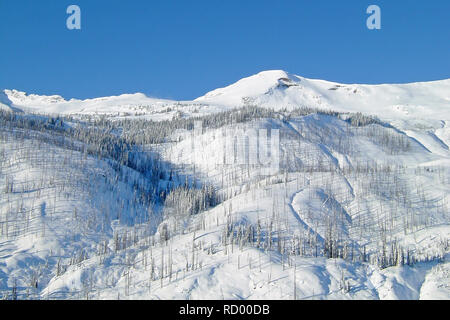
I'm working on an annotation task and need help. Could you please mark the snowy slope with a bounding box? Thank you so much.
[0,89,230,121]
[1,70,449,300]
[2,89,170,115]
[32,116,449,300]
[3,70,450,121]
[196,70,450,121]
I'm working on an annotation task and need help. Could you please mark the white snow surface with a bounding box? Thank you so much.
[0,70,449,300]
[2,70,450,121]
[195,70,450,120]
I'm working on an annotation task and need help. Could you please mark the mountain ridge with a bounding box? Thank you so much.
[2,70,450,120]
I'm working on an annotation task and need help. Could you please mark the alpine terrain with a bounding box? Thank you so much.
[0,70,449,300]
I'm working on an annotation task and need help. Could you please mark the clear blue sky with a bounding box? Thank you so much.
[1,0,449,100]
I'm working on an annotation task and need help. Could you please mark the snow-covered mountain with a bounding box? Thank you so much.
[196,70,450,120]
[3,70,450,121]
[1,89,176,117]
[0,70,449,300]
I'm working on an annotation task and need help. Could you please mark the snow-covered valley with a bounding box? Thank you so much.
[0,70,449,300]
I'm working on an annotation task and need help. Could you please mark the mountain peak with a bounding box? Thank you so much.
[195,70,300,106]
[254,69,291,78]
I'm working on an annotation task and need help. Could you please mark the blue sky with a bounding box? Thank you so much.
[0,0,449,100]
